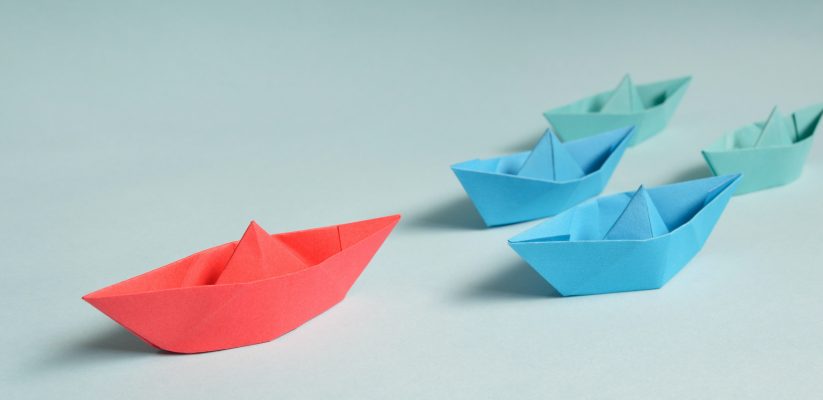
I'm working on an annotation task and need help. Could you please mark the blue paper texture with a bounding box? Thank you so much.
[451,127,634,227]
[508,174,742,296]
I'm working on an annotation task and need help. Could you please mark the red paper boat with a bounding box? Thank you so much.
[83,214,400,353]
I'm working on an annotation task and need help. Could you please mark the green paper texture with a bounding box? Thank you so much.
[544,75,691,146]
[702,104,822,195]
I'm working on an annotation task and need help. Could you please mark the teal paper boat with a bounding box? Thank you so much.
[509,174,741,296]
[702,104,821,195]
[451,127,633,227]
[544,75,691,146]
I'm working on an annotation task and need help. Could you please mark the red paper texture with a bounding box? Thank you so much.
[83,214,401,353]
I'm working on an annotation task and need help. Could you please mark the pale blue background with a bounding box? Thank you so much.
[2,0,822,398]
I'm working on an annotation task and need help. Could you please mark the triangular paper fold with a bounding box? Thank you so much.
[756,107,794,148]
[600,75,644,113]
[604,185,668,240]
[215,221,308,284]
[517,130,585,181]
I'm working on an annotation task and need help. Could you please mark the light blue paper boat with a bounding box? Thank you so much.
[702,104,821,195]
[451,127,634,227]
[544,75,691,146]
[508,174,741,296]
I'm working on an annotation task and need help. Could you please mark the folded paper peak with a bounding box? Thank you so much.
[600,74,645,113]
[516,130,585,181]
[604,185,669,240]
[753,106,797,147]
[214,221,308,284]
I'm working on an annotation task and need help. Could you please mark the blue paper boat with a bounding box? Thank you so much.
[451,127,633,227]
[544,75,691,146]
[508,174,742,296]
[702,104,822,195]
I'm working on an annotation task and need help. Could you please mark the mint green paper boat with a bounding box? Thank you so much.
[544,75,691,146]
[702,104,822,195]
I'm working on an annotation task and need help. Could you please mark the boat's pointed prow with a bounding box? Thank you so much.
[517,130,584,181]
[604,186,668,240]
[81,293,97,304]
[705,173,742,201]
[338,214,401,248]
[644,174,740,228]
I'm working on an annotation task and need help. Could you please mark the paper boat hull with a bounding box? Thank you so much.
[451,128,632,226]
[703,142,812,194]
[83,215,400,353]
[508,175,740,296]
[544,77,690,146]
[702,104,821,195]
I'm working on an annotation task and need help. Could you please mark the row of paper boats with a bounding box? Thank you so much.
[451,76,820,299]
[455,103,821,227]
[453,75,819,298]
[83,75,821,354]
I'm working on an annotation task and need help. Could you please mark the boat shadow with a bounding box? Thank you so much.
[23,326,171,377]
[77,326,162,354]
[666,162,713,183]
[456,258,561,301]
[403,196,487,231]
[498,131,541,153]
[56,325,169,365]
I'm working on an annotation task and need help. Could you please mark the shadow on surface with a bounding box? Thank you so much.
[24,326,165,377]
[666,162,713,183]
[499,129,543,153]
[79,326,160,354]
[403,197,487,231]
[458,258,561,300]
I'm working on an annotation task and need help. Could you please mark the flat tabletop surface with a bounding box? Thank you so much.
[3,1,822,398]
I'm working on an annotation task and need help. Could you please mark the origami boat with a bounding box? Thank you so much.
[544,75,691,146]
[451,127,633,227]
[83,215,400,353]
[702,104,821,195]
[509,175,741,296]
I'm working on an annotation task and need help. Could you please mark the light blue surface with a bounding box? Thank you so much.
[509,175,740,295]
[452,127,632,226]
